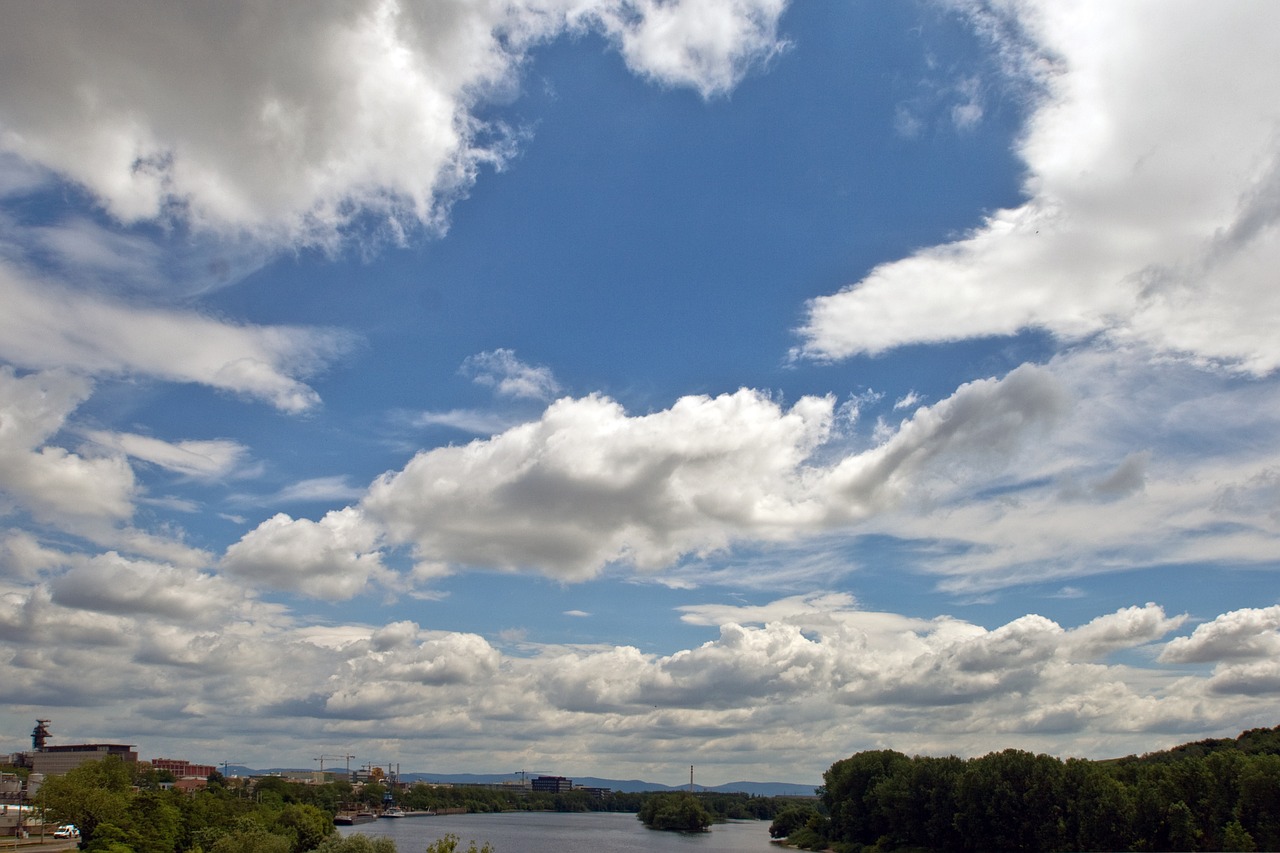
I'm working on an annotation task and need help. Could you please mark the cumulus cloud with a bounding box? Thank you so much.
[0,0,791,247]
[49,552,245,625]
[1065,604,1186,661]
[363,388,837,579]
[460,349,562,401]
[796,2,1280,374]
[1159,606,1280,664]
[221,508,388,600]
[0,582,1262,779]
[214,368,1062,593]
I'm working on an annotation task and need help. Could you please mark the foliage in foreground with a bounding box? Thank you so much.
[36,756,335,853]
[771,726,1280,852]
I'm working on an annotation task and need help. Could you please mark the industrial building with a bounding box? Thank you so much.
[30,743,138,776]
[531,775,574,793]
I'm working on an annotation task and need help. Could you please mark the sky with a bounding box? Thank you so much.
[1,0,1279,787]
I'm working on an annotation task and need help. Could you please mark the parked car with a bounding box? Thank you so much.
[54,824,80,838]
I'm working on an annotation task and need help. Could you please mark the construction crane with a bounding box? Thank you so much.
[315,754,356,775]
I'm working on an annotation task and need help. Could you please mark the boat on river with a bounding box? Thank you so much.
[333,811,377,826]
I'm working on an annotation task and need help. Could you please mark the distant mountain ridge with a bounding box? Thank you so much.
[230,766,816,797]
[400,772,818,797]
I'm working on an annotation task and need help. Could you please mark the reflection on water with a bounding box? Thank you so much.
[337,811,779,852]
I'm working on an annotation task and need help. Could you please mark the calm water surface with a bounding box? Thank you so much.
[337,811,780,852]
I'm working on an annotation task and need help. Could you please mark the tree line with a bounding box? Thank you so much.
[771,726,1280,852]
[22,754,790,852]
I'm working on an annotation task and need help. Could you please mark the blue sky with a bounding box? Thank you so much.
[3,1,1280,785]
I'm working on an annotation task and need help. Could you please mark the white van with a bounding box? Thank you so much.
[54,824,80,838]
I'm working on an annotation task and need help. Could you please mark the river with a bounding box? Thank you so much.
[336,811,780,852]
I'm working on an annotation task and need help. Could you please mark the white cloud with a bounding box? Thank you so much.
[796,2,1280,375]
[412,408,524,436]
[678,591,859,627]
[594,0,791,98]
[820,364,1066,519]
[0,0,791,247]
[221,508,389,600]
[854,351,1280,593]
[49,552,245,625]
[364,388,838,580]
[892,391,922,411]
[83,431,250,481]
[0,263,350,412]
[460,349,562,401]
[1159,606,1280,664]
[212,369,1065,590]
[0,367,136,524]
[0,583,1267,780]
[1064,604,1186,662]
[0,531,66,582]
[235,476,368,508]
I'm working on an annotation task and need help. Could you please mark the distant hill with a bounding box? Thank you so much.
[215,766,815,796]
[286,769,821,796]
[566,776,817,796]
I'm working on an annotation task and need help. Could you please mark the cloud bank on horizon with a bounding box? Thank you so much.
[1,0,1279,783]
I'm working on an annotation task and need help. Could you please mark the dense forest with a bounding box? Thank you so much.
[771,726,1280,852]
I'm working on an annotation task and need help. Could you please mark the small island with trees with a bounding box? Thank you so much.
[636,792,713,832]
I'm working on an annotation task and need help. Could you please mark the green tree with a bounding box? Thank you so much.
[821,749,910,846]
[769,804,820,839]
[274,802,335,853]
[1238,753,1280,850]
[82,822,135,853]
[357,782,386,808]
[870,754,964,850]
[1223,819,1258,852]
[123,789,182,853]
[1063,757,1134,852]
[637,792,713,831]
[36,755,135,848]
[1164,800,1201,851]
[954,750,1067,851]
[206,817,292,853]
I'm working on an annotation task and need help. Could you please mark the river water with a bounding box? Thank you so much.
[336,811,780,852]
